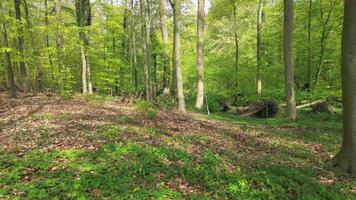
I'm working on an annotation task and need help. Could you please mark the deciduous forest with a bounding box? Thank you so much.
[0,0,356,199]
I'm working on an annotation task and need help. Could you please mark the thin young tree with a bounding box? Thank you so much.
[159,0,170,94]
[332,0,356,175]
[1,22,17,98]
[306,0,312,91]
[256,0,263,96]
[232,1,239,97]
[314,0,337,88]
[283,0,297,120]
[195,0,205,110]
[55,0,64,75]
[130,0,138,90]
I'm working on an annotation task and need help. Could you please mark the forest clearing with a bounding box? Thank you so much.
[1,0,356,199]
[0,93,355,199]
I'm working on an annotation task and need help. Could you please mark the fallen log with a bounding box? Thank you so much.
[237,100,279,118]
[296,100,324,109]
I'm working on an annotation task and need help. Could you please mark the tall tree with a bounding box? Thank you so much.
[44,0,55,83]
[1,22,17,98]
[232,1,239,97]
[23,0,42,93]
[130,0,138,90]
[159,0,170,94]
[173,0,186,112]
[256,0,264,96]
[284,0,297,120]
[314,0,337,88]
[55,0,64,75]
[139,0,153,100]
[306,0,312,91]
[75,0,92,94]
[195,0,205,109]
[332,0,356,175]
[14,0,29,92]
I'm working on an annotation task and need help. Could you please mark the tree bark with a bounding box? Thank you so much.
[75,0,92,94]
[44,0,55,85]
[55,0,64,75]
[130,0,138,91]
[14,0,29,92]
[2,23,17,98]
[256,0,263,96]
[159,0,170,94]
[232,2,239,97]
[332,0,356,176]
[283,0,297,120]
[195,0,205,110]
[80,45,88,94]
[174,0,186,112]
[139,0,153,100]
[306,0,312,91]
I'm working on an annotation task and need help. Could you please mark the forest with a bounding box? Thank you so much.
[0,0,356,199]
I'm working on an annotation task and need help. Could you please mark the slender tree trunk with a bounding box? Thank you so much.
[121,3,129,95]
[174,0,186,113]
[87,45,93,94]
[14,0,29,92]
[2,23,17,98]
[24,0,42,94]
[139,0,153,100]
[332,0,356,176]
[45,0,55,84]
[55,0,64,75]
[195,0,205,110]
[256,0,263,96]
[284,0,297,120]
[232,2,239,96]
[314,0,337,88]
[307,0,312,91]
[159,0,170,94]
[130,0,138,91]
[80,44,88,94]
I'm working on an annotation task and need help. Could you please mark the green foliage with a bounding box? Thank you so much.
[135,100,158,119]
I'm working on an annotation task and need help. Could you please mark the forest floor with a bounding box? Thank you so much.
[0,93,355,199]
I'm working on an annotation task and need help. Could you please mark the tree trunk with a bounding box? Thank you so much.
[45,0,55,85]
[174,0,186,113]
[232,2,239,98]
[159,0,170,94]
[332,0,356,176]
[80,45,88,94]
[55,0,64,74]
[139,0,153,100]
[283,0,297,120]
[130,0,138,91]
[307,0,312,91]
[14,0,29,92]
[195,0,205,110]
[314,0,337,89]
[75,0,92,94]
[2,23,17,98]
[24,0,42,94]
[256,0,263,96]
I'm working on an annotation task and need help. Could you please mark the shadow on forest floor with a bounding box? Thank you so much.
[0,93,355,199]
